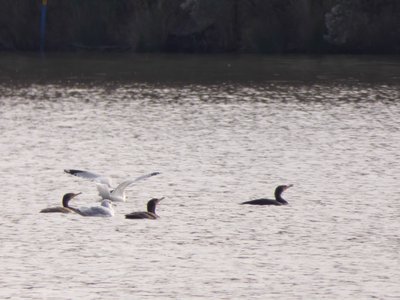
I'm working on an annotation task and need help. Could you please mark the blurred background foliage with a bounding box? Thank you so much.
[1,0,399,53]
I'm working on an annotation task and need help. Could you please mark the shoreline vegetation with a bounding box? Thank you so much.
[1,0,400,54]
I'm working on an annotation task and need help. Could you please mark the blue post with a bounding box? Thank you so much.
[40,0,48,53]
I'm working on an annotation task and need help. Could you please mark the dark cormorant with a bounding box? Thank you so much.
[40,192,82,213]
[241,184,293,205]
[125,197,164,219]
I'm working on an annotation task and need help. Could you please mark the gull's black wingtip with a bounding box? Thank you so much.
[151,172,161,176]
[64,169,82,175]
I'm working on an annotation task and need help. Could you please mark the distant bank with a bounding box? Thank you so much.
[1,0,400,54]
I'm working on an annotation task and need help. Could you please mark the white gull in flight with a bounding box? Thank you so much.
[64,169,160,202]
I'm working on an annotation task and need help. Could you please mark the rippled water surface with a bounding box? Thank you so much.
[1,54,400,299]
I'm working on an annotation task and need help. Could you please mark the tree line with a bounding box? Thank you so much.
[1,0,399,53]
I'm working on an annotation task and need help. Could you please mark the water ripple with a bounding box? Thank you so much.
[0,81,399,299]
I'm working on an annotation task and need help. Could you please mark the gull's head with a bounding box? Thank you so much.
[101,199,113,208]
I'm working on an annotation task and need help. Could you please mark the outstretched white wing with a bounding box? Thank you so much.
[111,172,161,199]
[64,169,113,188]
[96,183,111,199]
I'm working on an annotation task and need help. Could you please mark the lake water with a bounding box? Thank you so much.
[1,54,400,299]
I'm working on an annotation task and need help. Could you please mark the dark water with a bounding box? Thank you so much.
[0,54,399,299]
[1,53,400,85]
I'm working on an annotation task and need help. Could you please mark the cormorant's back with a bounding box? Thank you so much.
[241,198,281,205]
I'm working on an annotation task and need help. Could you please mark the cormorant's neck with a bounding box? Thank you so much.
[147,201,157,214]
[275,190,287,204]
[277,198,288,204]
[62,197,70,208]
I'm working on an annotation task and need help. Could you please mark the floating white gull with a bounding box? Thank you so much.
[79,199,115,217]
[64,169,160,202]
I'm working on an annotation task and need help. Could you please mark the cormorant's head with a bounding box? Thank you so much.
[275,184,293,195]
[147,197,164,213]
[149,197,164,205]
[62,192,82,207]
